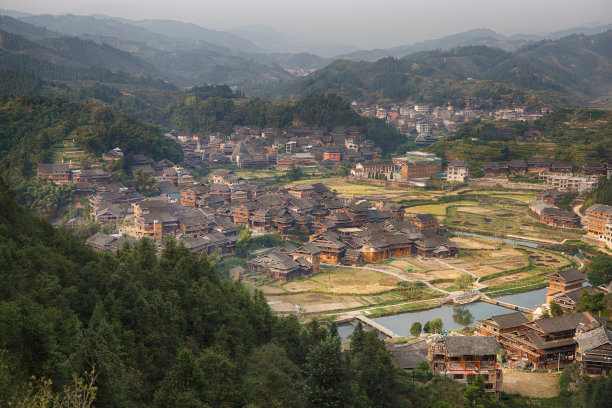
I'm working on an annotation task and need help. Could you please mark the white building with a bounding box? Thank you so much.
[416,123,430,135]
[414,104,429,113]
[544,173,600,193]
[446,160,469,182]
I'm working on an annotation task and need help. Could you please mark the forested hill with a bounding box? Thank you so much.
[163,91,409,153]
[0,95,182,187]
[253,31,612,106]
[426,108,612,169]
[0,29,175,89]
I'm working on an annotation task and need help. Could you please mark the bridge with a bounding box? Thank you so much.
[336,313,400,338]
[479,294,535,314]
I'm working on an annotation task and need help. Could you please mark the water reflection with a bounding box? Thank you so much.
[452,306,474,326]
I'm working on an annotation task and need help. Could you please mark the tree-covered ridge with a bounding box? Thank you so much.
[253,31,612,106]
[426,108,612,169]
[164,92,409,153]
[0,95,183,187]
[0,29,177,90]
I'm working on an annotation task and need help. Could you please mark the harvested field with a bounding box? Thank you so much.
[450,237,495,250]
[281,267,401,295]
[502,369,559,398]
[484,272,531,286]
[260,285,286,294]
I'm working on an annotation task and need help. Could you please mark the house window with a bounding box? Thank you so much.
[453,374,464,380]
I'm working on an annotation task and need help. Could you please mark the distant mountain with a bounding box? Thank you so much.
[0,14,61,40]
[0,29,163,77]
[334,26,612,62]
[254,31,612,106]
[229,24,359,57]
[127,18,268,54]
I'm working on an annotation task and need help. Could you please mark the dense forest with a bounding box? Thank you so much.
[1,181,611,407]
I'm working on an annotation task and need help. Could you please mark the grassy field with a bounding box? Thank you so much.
[280,267,401,295]
[445,196,584,242]
[404,201,479,217]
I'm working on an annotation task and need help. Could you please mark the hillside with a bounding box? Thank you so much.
[0,95,182,200]
[254,31,612,106]
[163,91,410,153]
[0,29,163,77]
[426,108,612,169]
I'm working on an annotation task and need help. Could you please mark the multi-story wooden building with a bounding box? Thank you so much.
[584,204,612,239]
[546,269,586,302]
[482,162,508,178]
[539,207,581,228]
[536,188,564,205]
[410,214,439,233]
[582,161,606,177]
[38,163,71,184]
[479,312,603,370]
[576,325,612,375]
[309,232,346,264]
[400,161,439,180]
[429,336,502,393]
[180,185,208,208]
[508,160,528,176]
[477,312,530,339]
[526,157,552,175]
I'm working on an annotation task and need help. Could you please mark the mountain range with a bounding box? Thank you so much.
[0,9,611,107]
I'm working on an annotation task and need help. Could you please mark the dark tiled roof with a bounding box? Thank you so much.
[577,326,612,352]
[533,312,602,334]
[442,336,499,356]
[548,269,585,283]
[489,312,529,329]
[387,341,429,369]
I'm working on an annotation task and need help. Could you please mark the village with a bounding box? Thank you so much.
[350,99,550,146]
[35,121,612,399]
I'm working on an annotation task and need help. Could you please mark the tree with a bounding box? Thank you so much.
[349,329,402,408]
[286,167,304,181]
[550,301,564,317]
[410,322,422,337]
[235,227,254,257]
[578,291,605,313]
[429,318,443,334]
[455,274,475,292]
[304,335,352,408]
[423,321,431,333]
[133,169,159,197]
[588,255,612,286]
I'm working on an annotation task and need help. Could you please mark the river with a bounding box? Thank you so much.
[338,288,547,341]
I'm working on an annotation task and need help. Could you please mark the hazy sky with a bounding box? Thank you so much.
[3,0,612,49]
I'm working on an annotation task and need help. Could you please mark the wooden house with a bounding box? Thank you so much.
[477,312,530,339]
[576,326,612,375]
[539,207,581,228]
[546,269,586,302]
[38,163,71,184]
[429,336,502,393]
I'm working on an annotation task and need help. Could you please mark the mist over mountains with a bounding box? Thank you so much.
[0,9,610,105]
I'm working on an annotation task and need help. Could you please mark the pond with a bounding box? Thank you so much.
[338,288,547,341]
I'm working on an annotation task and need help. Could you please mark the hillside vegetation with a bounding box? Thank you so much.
[163,90,410,153]
[427,108,612,169]
[254,31,612,106]
[0,95,183,211]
